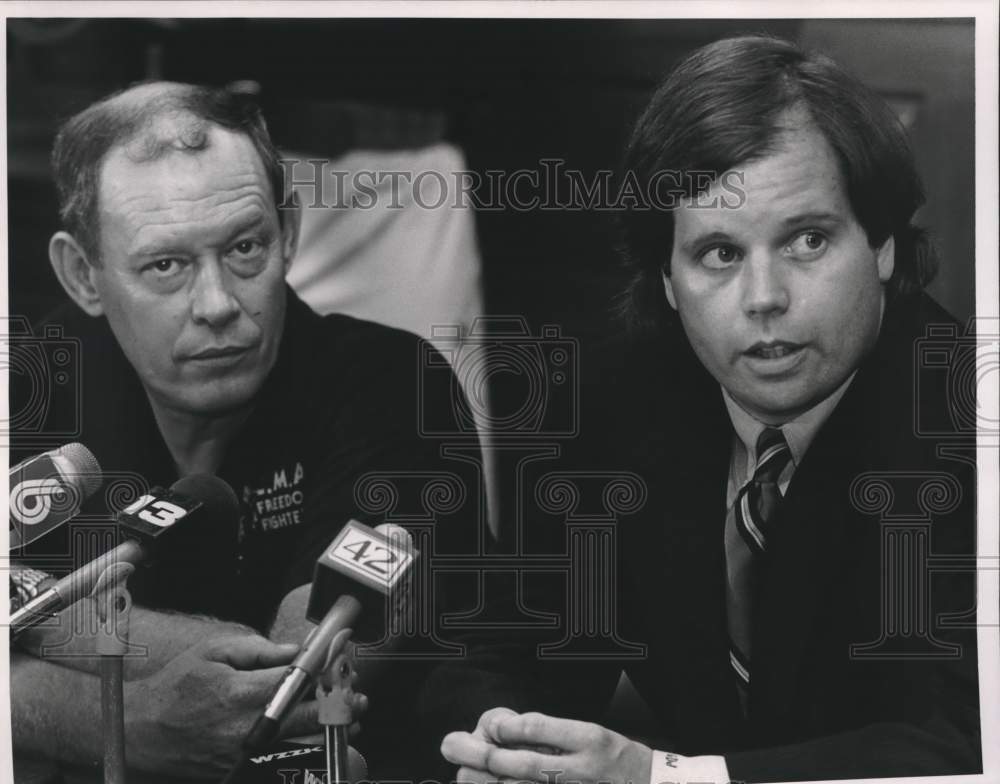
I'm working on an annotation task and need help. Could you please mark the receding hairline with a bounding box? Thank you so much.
[94,123,280,250]
[95,84,277,221]
[52,79,289,267]
[98,123,274,197]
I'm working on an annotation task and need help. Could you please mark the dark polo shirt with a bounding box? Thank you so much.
[13,287,478,633]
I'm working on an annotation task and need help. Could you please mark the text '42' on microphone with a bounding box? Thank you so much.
[244,520,418,751]
[10,474,239,638]
[9,442,102,549]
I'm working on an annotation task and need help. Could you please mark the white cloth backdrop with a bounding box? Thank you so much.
[286,143,498,532]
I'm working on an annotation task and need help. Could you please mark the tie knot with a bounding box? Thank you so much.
[753,427,791,483]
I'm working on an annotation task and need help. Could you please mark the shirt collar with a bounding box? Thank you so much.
[722,371,857,470]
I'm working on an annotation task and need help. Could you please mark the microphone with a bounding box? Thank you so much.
[9,443,102,549]
[10,474,239,638]
[9,567,57,613]
[244,520,417,751]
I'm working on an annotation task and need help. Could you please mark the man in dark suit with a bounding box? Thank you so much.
[433,35,981,783]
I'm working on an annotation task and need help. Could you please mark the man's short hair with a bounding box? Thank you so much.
[51,81,287,264]
[619,35,937,328]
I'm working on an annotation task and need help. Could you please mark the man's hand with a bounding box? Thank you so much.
[15,602,261,679]
[124,634,324,775]
[441,708,653,784]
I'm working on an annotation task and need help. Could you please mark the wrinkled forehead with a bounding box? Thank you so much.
[97,124,272,221]
[95,125,276,255]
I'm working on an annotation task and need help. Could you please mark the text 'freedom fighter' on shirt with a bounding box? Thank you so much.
[10,81,478,778]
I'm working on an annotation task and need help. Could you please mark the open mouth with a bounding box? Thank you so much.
[744,342,805,360]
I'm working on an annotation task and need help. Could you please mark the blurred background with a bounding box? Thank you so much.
[6,17,976,337]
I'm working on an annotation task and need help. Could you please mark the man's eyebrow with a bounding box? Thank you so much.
[780,211,844,229]
[129,214,270,258]
[220,213,270,245]
[129,240,187,259]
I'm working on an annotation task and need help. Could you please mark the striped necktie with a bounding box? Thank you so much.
[726,426,793,708]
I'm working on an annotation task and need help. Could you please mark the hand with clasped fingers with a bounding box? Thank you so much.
[442,708,653,784]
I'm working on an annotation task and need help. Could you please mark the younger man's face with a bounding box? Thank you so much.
[664,116,895,424]
[90,126,294,417]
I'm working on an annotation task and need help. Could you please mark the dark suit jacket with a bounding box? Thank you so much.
[419,291,981,782]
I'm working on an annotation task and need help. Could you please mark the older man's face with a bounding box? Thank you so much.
[664,117,895,424]
[92,126,292,417]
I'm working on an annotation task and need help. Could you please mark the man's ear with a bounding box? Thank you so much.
[49,232,104,316]
[661,270,678,310]
[278,192,302,273]
[876,235,895,284]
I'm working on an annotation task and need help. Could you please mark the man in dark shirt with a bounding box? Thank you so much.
[11,81,477,778]
[435,35,980,784]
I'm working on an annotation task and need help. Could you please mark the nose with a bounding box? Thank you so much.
[190,260,240,328]
[740,252,790,319]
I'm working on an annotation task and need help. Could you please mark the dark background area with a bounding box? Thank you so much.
[7,17,976,341]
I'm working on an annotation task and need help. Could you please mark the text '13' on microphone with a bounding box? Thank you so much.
[9,474,239,638]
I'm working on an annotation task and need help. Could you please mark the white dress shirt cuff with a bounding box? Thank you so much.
[649,749,730,784]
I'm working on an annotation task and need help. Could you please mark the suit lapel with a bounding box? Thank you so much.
[751,448,846,724]
[750,367,874,725]
[625,366,745,747]
[618,294,932,743]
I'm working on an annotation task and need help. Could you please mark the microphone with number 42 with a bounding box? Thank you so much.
[244,520,418,751]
